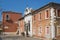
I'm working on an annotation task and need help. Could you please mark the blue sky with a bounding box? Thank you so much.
[0,0,60,21]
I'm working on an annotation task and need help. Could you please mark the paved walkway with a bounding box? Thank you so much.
[0,36,42,40]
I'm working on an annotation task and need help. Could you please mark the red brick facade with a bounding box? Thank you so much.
[2,11,22,34]
[32,8,51,38]
[19,18,24,34]
[32,2,60,40]
[2,2,60,40]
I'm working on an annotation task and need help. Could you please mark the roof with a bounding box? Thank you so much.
[18,17,24,20]
[18,9,35,20]
[2,11,22,15]
[32,2,60,15]
[19,2,60,20]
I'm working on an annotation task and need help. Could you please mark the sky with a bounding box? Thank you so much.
[0,0,60,21]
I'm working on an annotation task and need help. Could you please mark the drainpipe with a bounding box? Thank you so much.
[50,8,55,39]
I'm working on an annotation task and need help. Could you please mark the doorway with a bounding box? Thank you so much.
[25,21,30,37]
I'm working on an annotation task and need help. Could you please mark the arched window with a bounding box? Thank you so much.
[6,14,10,20]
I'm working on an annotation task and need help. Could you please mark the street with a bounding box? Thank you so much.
[0,36,42,40]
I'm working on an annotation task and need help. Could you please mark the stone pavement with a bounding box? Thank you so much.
[0,35,42,40]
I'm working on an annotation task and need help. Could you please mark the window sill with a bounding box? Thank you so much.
[45,18,49,19]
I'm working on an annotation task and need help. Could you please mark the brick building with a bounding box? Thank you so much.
[2,2,60,40]
[2,11,22,35]
[18,2,60,40]
[0,21,3,34]
[32,2,60,40]
[18,17,24,35]
[18,7,33,36]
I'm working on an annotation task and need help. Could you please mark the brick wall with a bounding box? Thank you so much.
[32,8,51,38]
[2,11,22,33]
[19,19,24,34]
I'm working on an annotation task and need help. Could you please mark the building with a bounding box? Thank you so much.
[32,2,60,40]
[2,2,60,40]
[2,11,22,35]
[18,2,60,40]
[0,21,3,34]
[18,17,24,36]
[18,7,33,37]
[24,7,33,37]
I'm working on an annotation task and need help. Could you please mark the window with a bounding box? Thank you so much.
[45,27,50,34]
[38,26,42,34]
[54,9,56,16]
[33,15,35,24]
[45,10,49,19]
[40,27,42,33]
[24,22,26,31]
[39,27,42,33]
[57,26,60,35]
[40,13,41,19]
[33,27,36,35]
[34,15,35,20]
[57,10,60,17]
[4,26,8,29]
[6,14,10,20]
[46,27,49,34]
[39,13,41,20]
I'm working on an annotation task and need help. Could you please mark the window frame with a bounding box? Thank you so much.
[5,14,10,20]
[57,9,60,18]
[33,26,36,35]
[38,26,42,34]
[33,14,36,23]
[4,26,8,29]
[45,9,49,19]
[57,26,60,36]
[34,15,36,20]
[45,26,50,35]
[38,12,41,21]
